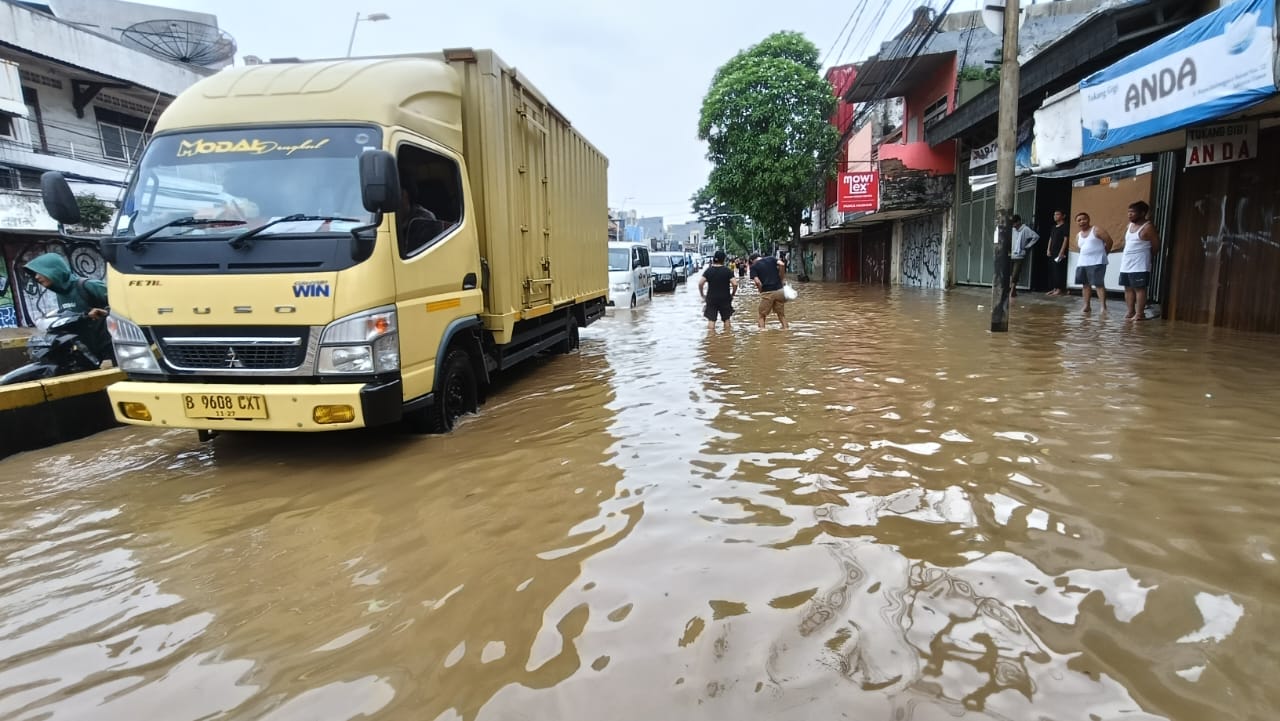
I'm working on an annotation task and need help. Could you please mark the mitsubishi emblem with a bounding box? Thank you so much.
[224,348,244,369]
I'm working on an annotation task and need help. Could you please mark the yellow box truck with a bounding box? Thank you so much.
[41,49,608,435]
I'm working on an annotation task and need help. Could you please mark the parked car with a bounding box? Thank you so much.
[650,253,678,291]
[656,252,688,284]
[608,242,653,308]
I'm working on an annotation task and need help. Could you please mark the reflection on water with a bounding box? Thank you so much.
[1,283,1278,720]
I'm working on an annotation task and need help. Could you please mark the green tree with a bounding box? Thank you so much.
[697,31,838,246]
[74,194,115,232]
[690,185,755,257]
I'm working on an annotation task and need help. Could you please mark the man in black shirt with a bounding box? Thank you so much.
[749,251,789,330]
[699,250,739,331]
[1046,210,1069,295]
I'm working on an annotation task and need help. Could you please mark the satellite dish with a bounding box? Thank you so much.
[982,1,1027,37]
[120,19,237,66]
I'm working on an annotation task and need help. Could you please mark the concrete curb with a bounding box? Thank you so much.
[0,369,125,459]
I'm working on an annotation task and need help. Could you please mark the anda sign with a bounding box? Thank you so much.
[1078,0,1276,155]
[1185,120,1257,168]
[838,171,879,213]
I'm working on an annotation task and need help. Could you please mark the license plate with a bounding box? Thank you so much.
[182,393,268,419]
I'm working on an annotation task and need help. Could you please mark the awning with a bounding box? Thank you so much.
[1078,0,1278,155]
[927,0,1198,145]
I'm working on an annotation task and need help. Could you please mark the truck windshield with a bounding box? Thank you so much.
[116,125,383,240]
[652,255,672,268]
[608,248,630,271]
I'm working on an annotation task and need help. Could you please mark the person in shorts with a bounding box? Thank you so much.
[749,251,788,330]
[1074,211,1114,317]
[1119,200,1161,321]
[699,250,738,332]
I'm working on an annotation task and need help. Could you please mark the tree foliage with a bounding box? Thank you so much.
[696,31,838,245]
[74,194,115,232]
[690,185,755,257]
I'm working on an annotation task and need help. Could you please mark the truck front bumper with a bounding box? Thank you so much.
[107,379,404,432]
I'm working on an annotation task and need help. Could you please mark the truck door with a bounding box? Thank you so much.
[516,88,552,310]
[392,139,482,401]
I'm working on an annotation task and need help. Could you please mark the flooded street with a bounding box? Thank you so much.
[1,282,1278,720]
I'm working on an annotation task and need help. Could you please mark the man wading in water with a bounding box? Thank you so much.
[749,251,788,330]
[699,250,738,332]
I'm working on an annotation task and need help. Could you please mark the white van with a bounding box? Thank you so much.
[608,242,653,308]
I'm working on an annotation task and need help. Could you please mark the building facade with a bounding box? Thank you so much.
[0,0,218,327]
[1027,0,1280,332]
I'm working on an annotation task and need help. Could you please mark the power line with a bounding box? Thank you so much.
[821,0,865,68]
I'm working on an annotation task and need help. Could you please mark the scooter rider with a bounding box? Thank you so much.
[24,252,113,365]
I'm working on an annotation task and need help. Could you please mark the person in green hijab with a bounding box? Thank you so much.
[23,252,113,363]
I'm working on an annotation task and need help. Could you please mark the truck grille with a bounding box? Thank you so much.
[154,327,311,372]
[162,342,304,370]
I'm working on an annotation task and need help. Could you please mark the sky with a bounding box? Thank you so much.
[161,0,992,226]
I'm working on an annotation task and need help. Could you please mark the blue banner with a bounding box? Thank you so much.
[1079,0,1276,154]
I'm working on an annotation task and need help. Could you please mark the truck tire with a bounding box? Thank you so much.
[553,320,579,354]
[422,349,478,434]
[629,294,636,308]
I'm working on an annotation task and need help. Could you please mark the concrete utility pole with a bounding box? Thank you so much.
[990,0,1021,333]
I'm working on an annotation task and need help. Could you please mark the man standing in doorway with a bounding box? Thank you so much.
[1120,200,1160,321]
[1045,210,1069,296]
[749,251,788,330]
[699,250,738,332]
[994,215,1039,297]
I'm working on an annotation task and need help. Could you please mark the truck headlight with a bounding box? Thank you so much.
[612,282,631,292]
[318,306,398,374]
[106,313,161,374]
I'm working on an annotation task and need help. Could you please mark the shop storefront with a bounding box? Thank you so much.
[1032,0,1280,329]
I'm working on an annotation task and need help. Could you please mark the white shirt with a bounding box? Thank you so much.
[1078,226,1108,266]
[993,224,1040,258]
[1120,222,1152,273]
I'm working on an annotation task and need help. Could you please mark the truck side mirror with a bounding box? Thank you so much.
[359,150,400,214]
[40,171,81,226]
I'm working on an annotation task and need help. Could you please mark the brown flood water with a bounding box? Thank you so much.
[0,282,1278,720]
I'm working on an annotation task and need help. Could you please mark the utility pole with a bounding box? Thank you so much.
[990,0,1021,332]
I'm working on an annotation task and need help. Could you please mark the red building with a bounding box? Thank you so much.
[802,8,959,288]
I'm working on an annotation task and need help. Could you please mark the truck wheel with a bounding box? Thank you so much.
[554,320,579,354]
[423,349,478,434]
[629,294,637,308]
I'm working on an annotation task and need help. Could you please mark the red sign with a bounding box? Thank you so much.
[838,171,879,213]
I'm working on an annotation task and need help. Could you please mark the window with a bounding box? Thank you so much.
[608,247,630,271]
[922,96,948,126]
[0,115,12,138]
[23,86,43,151]
[95,107,148,163]
[907,113,921,144]
[396,143,464,258]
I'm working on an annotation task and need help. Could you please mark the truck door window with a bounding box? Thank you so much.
[396,144,463,258]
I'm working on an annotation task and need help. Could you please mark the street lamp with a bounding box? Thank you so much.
[347,12,390,57]
[614,196,634,241]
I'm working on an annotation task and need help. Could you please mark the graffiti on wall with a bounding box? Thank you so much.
[901,213,944,289]
[2,240,107,326]
[0,259,14,328]
[800,243,822,281]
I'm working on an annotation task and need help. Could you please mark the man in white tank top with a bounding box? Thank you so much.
[1074,212,1114,316]
[1119,200,1161,321]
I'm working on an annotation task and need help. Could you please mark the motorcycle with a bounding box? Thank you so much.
[0,310,104,385]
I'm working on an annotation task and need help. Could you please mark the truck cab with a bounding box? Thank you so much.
[41,51,608,436]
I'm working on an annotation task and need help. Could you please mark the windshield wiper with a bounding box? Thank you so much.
[228,214,361,250]
[125,217,247,250]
